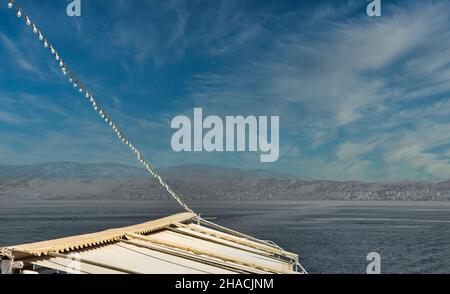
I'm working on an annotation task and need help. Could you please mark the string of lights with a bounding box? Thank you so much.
[5,0,194,213]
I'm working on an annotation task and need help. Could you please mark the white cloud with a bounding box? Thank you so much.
[0,111,24,125]
[0,32,41,75]
[3,0,450,181]
[183,0,450,180]
[381,123,450,180]
[337,142,376,160]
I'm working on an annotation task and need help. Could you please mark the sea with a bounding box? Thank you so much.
[1,200,449,274]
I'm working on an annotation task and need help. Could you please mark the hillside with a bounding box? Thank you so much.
[0,162,449,201]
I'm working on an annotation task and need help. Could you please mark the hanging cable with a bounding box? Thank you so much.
[4,1,194,213]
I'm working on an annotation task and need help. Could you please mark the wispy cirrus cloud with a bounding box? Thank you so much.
[0,32,41,75]
[2,0,450,181]
[0,111,24,125]
[182,0,450,180]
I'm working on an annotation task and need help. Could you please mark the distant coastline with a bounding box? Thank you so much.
[0,162,449,201]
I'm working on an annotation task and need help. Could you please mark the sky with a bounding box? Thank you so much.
[1,0,450,182]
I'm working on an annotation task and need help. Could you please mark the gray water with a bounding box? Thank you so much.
[1,200,450,274]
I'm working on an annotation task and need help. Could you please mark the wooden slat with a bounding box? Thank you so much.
[175,222,298,261]
[8,213,196,258]
[125,233,296,274]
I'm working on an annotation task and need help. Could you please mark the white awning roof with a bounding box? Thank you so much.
[2,213,305,274]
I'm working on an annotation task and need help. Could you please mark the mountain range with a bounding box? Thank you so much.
[0,162,449,201]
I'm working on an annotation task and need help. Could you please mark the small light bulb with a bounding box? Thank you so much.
[16,8,21,18]
[25,16,31,26]
[44,40,48,48]
[59,61,64,67]
[78,88,83,93]
[55,54,60,61]
[38,33,44,41]
[73,82,77,88]
[8,1,13,9]
[32,25,38,34]
[50,46,55,54]
[68,77,73,83]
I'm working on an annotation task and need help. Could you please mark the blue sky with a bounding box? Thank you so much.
[1,0,450,181]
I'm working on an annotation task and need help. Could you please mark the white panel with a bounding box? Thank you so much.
[176,227,271,256]
[72,242,237,274]
[151,230,292,272]
[29,258,122,274]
